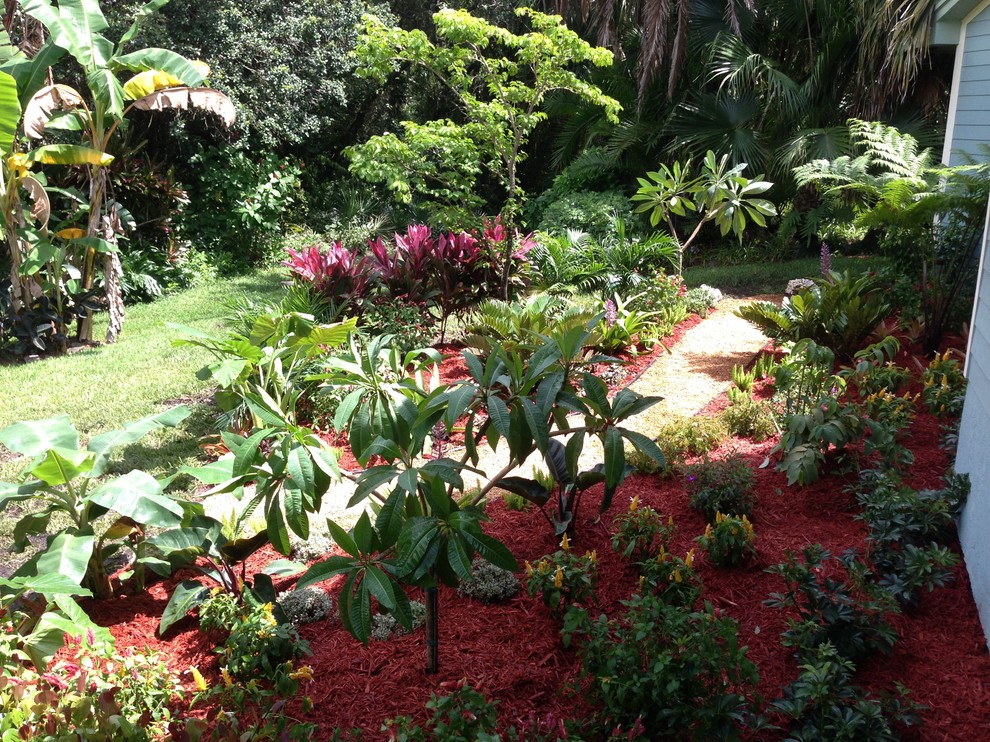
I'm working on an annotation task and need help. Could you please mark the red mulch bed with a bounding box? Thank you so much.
[88,319,990,739]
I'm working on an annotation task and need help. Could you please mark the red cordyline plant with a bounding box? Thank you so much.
[371,224,436,303]
[283,242,377,311]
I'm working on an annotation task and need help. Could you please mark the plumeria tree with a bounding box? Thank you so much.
[346,7,621,298]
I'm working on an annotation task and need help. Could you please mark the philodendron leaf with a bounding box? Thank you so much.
[0,415,78,456]
[495,476,550,507]
[159,579,210,635]
[86,470,184,527]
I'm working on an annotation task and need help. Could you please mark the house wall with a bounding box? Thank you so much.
[947,1,990,647]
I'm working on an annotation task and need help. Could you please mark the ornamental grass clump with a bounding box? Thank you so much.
[696,513,757,567]
[611,496,674,562]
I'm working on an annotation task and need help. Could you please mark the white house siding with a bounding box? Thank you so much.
[949,2,990,647]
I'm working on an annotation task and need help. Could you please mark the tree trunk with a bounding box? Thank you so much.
[102,211,124,343]
[425,583,439,674]
[78,165,126,343]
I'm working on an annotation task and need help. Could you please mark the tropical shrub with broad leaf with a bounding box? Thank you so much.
[169,303,355,432]
[6,0,236,345]
[736,270,891,362]
[282,323,663,673]
[0,407,195,599]
[632,151,777,274]
[561,591,760,740]
[143,513,306,635]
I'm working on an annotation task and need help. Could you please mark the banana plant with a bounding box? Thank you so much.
[21,0,235,344]
[0,406,197,599]
[0,61,111,352]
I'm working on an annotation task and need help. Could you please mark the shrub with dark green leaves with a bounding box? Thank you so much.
[773,642,921,741]
[219,600,310,680]
[638,547,702,608]
[561,592,759,741]
[922,351,967,418]
[536,188,637,239]
[766,545,899,662]
[736,270,891,361]
[853,470,963,606]
[525,547,599,614]
[682,453,756,521]
[696,513,757,567]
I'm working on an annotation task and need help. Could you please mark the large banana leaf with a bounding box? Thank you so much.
[87,66,124,119]
[22,0,113,70]
[0,39,67,107]
[131,86,235,127]
[122,69,182,100]
[86,470,184,527]
[113,48,205,87]
[87,405,190,477]
[25,144,113,166]
[0,414,79,456]
[14,530,95,586]
[23,83,84,138]
[0,70,20,155]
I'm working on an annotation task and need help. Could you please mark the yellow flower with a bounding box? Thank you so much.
[668,515,674,526]
[685,549,695,569]
[525,561,533,577]
[629,495,639,512]
[560,533,570,551]
[190,666,207,692]
[672,569,682,583]
[704,524,712,538]
[554,567,564,588]
[220,668,233,688]
[6,152,30,178]
[657,545,666,562]
[289,665,314,682]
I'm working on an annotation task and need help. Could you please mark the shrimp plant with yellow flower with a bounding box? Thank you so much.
[7,0,234,345]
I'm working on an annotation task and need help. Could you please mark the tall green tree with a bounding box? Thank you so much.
[346,7,621,298]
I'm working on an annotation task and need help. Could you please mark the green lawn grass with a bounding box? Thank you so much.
[0,270,284,480]
[683,254,890,295]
